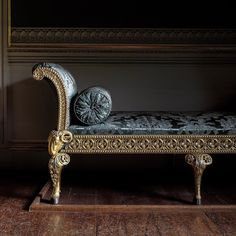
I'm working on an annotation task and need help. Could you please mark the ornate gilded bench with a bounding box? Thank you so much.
[32,63,236,205]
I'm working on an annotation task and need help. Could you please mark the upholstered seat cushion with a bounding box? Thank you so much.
[69,111,236,135]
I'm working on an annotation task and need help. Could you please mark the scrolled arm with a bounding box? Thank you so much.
[32,63,78,130]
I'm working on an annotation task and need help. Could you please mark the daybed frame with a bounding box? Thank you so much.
[32,63,236,205]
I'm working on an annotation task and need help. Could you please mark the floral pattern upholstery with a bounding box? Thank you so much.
[69,111,236,135]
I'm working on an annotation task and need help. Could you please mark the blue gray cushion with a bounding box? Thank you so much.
[73,87,112,125]
[69,111,236,135]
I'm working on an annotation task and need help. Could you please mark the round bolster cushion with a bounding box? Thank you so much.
[73,86,112,125]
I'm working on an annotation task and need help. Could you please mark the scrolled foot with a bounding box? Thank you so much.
[193,197,201,205]
[52,197,59,205]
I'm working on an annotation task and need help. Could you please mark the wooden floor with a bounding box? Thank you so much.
[0,171,236,235]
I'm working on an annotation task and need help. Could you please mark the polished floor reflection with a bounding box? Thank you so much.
[0,171,235,235]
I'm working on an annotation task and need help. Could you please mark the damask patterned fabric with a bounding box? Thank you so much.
[69,111,236,135]
[73,87,112,125]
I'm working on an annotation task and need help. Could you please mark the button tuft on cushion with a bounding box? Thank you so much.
[73,86,112,125]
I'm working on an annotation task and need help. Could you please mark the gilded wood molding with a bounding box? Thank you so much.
[63,134,236,154]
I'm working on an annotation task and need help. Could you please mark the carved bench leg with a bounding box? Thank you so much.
[48,130,73,204]
[49,153,70,204]
[185,153,212,205]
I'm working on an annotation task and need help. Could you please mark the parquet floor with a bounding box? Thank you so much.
[0,171,235,235]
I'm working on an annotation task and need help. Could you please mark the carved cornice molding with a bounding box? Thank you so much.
[11,28,236,45]
[8,28,236,63]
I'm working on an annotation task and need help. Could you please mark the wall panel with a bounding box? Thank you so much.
[1,0,236,170]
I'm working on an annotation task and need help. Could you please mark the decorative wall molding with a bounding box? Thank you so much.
[8,28,236,63]
[10,28,236,45]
